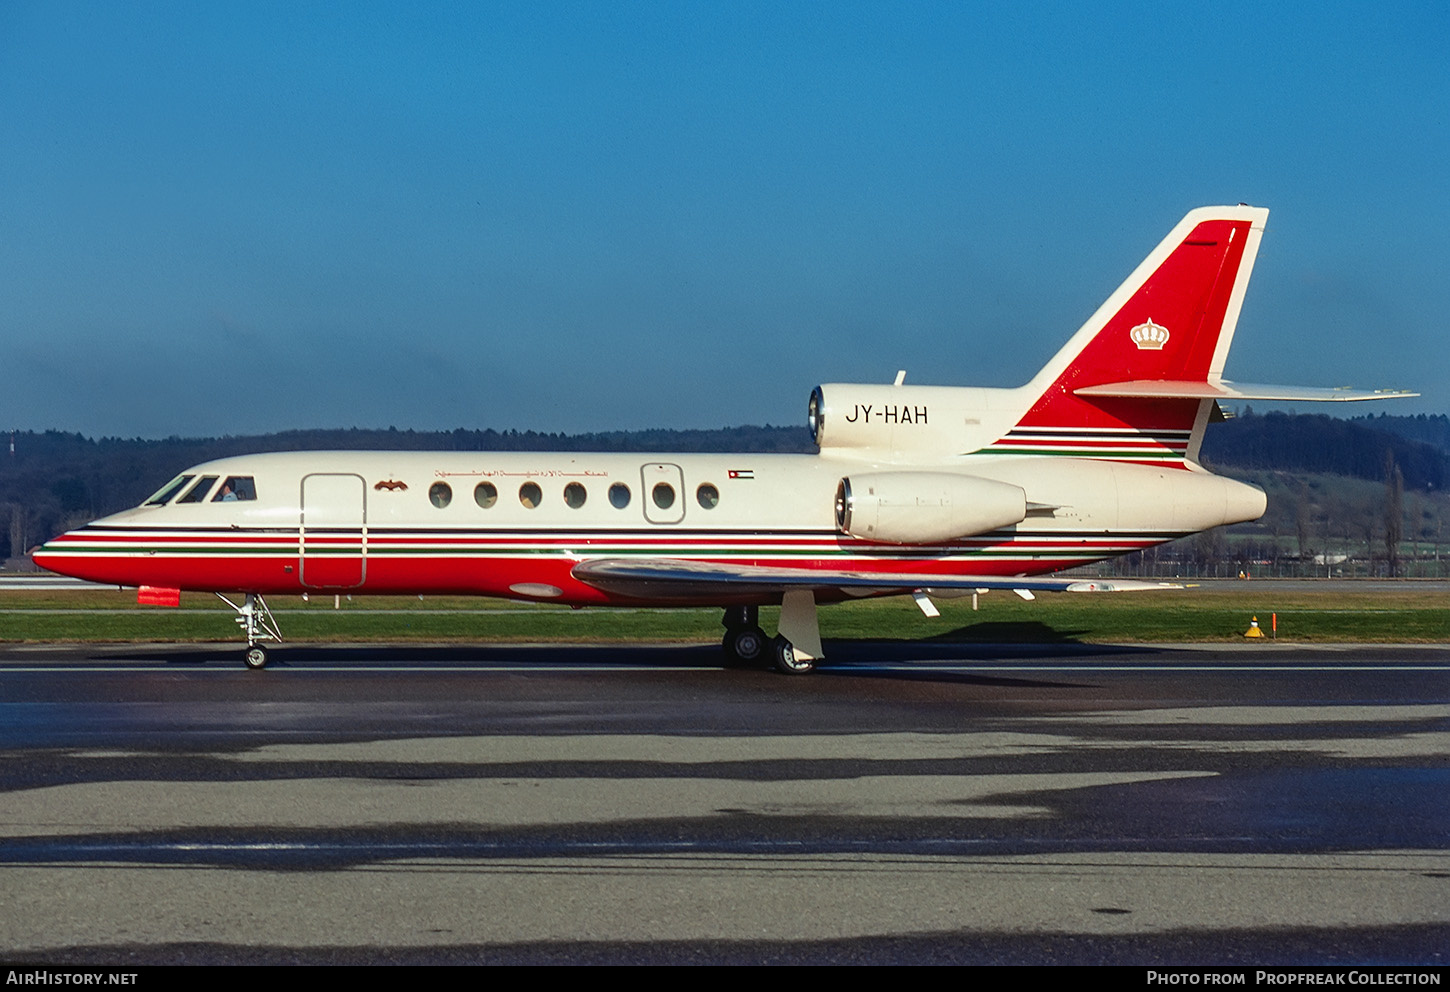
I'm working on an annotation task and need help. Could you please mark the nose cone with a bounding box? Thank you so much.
[1223,477,1268,526]
[32,509,137,582]
[32,527,90,579]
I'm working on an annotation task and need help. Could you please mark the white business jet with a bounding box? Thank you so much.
[35,206,1413,672]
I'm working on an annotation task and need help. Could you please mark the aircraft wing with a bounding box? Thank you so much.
[570,557,1180,601]
[1074,380,1418,402]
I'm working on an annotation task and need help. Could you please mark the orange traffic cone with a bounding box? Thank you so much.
[1244,616,1265,638]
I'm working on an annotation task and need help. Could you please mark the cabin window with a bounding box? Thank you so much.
[608,483,631,509]
[563,482,587,508]
[696,483,719,509]
[429,482,452,508]
[474,482,498,509]
[519,482,542,509]
[652,482,676,510]
[145,475,195,506]
[177,476,219,504]
[212,476,257,502]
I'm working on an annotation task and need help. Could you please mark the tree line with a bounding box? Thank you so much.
[3,412,1445,567]
[0,424,812,559]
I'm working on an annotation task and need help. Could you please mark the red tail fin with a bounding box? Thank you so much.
[1004,206,1267,465]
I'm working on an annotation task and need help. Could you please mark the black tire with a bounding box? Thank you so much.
[772,635,815,675]
[723,626,766,665]
[243,646,269,670]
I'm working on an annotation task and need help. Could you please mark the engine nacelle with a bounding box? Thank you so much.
[835,472,1028,544]
[809,383,1020,457]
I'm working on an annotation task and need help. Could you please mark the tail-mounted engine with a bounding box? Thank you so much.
[834,471,1027,544]
[809,383,1015,457]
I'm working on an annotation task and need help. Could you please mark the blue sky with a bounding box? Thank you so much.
[1,1,1444,438]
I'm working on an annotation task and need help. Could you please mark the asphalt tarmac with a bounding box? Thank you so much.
[1,640,1447,965]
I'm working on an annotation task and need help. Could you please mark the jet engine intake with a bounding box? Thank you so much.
[835,472,1028,544]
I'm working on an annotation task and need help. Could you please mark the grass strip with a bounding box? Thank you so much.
[0,587,1445,644]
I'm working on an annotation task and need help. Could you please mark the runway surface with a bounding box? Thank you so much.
[1,640,1447,965]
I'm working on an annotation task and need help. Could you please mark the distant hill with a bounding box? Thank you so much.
[5,414,1444,565]
[1201,410,1447,491]
[1347,412,1450,454]
[0,425,812,558]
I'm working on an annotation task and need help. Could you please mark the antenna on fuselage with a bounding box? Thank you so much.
[893,370,906,387]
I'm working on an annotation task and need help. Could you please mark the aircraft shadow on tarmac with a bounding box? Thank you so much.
[99,634,1171,689]
[922,619,1088,643]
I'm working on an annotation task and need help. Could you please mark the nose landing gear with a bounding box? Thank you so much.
[217,593,282,670]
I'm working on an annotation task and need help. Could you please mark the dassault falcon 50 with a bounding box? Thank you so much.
[36,206,1413,672]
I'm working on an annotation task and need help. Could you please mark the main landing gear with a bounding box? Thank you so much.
[721,590,824,675]
[721,606,766,666]
[217,592,282,670]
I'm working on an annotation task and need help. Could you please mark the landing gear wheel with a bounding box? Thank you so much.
[772,635,815,675]
[219,593,282,670]
[722,626,766,665]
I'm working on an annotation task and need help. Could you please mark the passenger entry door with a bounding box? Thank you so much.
[300,473,366,588]
[640,463,686,524]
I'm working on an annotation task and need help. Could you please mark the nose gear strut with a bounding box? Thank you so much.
[216,592,282,669]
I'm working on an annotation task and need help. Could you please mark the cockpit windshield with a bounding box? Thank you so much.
[176,475,219,503]
[141,473,258,506]
[144,474,195,506]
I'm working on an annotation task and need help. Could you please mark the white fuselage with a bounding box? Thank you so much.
[36,447,1265,604]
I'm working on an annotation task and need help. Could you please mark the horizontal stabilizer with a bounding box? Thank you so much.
[1062,579,1186,592]
[573,558,1181,601]
[1075,380,1418,403]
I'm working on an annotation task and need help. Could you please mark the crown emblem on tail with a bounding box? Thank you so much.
[1129,318,1170,350]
